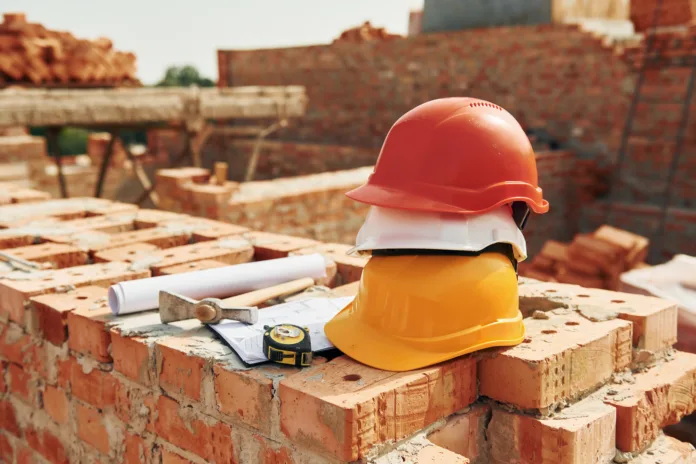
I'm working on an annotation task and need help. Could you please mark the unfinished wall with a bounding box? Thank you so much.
[0,194,694,463]
[219,25,633,155]
[154,150,581,255]
[147,129,378,181]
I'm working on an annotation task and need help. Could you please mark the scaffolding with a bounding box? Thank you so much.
[605,0,696,263]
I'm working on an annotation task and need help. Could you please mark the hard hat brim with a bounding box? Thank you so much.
[324,300,525,372]
[345,183,550,216]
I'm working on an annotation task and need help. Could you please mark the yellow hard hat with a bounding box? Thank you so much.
[324,251,523,371]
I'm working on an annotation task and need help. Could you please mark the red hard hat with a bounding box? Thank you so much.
[346,98,549,217]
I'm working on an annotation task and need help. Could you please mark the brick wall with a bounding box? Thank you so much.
[218,25,632,156]
[147,129,379,181]
[630,0,694,31]
[154,150,578,254]
[582,201,696,260]
[0,193,695,463]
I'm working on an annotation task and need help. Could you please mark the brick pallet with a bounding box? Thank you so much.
[0,196,695,463]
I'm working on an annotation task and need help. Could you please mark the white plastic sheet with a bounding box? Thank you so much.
[620,254,696,315]
[108,253,328,316]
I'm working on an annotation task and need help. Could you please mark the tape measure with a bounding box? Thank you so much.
[263,324,313,367]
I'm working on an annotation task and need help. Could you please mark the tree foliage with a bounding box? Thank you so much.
[156,65,215,87]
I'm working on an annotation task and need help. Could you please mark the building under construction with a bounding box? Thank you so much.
[1,0,696,463]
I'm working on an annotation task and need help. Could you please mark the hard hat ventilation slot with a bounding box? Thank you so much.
[467,102,503,111]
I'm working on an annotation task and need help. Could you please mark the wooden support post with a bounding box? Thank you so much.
[123,143,160,207]
[93,129,117,198]
[213,162,228,185]
[47,128,69,199]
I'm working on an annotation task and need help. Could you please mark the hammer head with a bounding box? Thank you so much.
[159,291,259,325]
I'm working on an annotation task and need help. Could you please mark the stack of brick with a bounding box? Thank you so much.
[521,225,650,290]
[0,135,46,186]
[0,13,139,87]
[0,194,695,463]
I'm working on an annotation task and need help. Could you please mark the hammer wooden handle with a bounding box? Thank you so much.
[221,278,315,307]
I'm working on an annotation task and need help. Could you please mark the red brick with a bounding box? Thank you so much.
[15,446,37,464]
[243,231,319,260]
[65,357,117,407]
[149,238,254,275]
[0,262,150,323]
[415,445,469,464]
[124,432,151,464]
[24,427,68,464]
[38,212,138,240]
[155,339,206,401]
[4,243,88,270]
[0,360,6,393]
[487,398,616,463]
[478,311,632,411]
[258,444,298,464]
[132,209,187,229]
[0,400,20,436]
[519,282,678,352]
[90,226,192,252]
[190,222,249,242]
[427,405,489,462]
[65,287,112,362]
[279,355,477,461]
[30,294,73,346]
[110,332,152,385]
[161,448,195,464]
[113,378,156,430]
[214,362,298,433]
[93,242,160,263]
[604,351,696,452]
[43,385,69,424]
[158,259,229,275]
[8,362,34,404]
[291,242,367,285]
[0,433,13,462]
[0,323,34,365]
[154,395,234,463]
[627,435,696,463]
[75,402,111,455]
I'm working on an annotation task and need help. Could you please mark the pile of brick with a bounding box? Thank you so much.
[0,13,139,87]
[521,224,650,290]
[0,194,694,463]
[333,21,401,44]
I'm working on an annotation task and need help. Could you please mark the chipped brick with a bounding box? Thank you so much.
[604,351,696,452]
[279,355,476,461]
[478,311,632,411]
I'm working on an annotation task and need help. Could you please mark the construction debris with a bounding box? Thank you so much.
[520,225,650,290]
[333,21,401,44]
[0,13,139,87]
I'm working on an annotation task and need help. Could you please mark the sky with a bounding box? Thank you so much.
[2,0,424,85]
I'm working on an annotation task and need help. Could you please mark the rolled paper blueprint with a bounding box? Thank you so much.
[108,253,328,316]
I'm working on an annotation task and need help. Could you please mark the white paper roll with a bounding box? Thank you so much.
[108,253,328,316]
